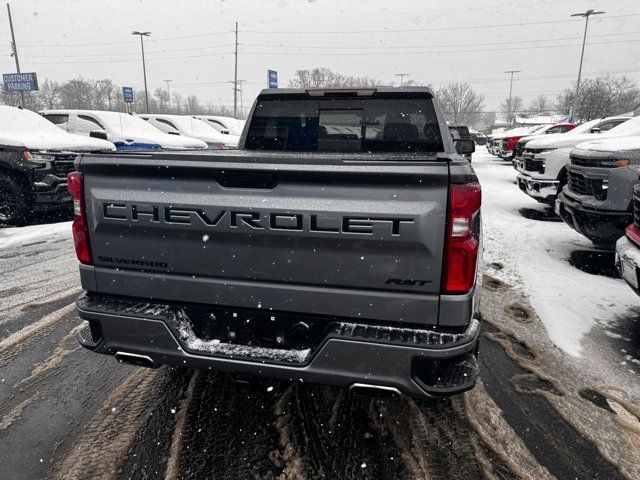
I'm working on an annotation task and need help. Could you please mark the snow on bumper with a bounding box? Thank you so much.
[75,293,480,398]
[616,235,640,294]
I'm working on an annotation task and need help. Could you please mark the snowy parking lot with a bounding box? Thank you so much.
[1,151,640,479]
[477,151,640,366]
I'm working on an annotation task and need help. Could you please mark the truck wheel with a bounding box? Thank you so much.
[0,174,30,226]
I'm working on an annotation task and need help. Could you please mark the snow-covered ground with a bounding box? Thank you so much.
[0,221,77,313]
[475,151,639,356]
[0,221,71,250]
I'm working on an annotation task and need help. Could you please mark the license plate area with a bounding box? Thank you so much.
[184,305,333,350]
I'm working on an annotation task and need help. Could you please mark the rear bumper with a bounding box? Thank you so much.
[76,293,481,398]
[517,173,558,205]
[556,192,631,246]
[615,236,640,295]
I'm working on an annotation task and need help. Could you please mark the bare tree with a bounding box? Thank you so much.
[154,88,170,112]
[500,96,524,125]
[94,79,116,110]
[527,94,552,115]
[172,92,184,113]
[185,95,200,114]
[205,104,237,117]
[289,67,386,88]
[39,79,61,109]
[556,75,640,121]
[436,82,484,125]
[57,78,95,109]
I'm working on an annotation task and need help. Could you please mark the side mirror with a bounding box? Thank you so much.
[455,138,475,155]
[591,127,601,134]
[89,130,108,140]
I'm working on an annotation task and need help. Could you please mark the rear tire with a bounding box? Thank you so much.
[0,174,30,226]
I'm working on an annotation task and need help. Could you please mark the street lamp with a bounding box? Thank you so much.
[504,70,521,125]
[570,9,605,122]
[395,73,410,87]
[131,31,151,113]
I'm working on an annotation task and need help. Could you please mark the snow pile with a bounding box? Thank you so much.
[0,221,71,250]
[475,152,639,356]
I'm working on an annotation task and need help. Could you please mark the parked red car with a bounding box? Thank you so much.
[500,123,575,160]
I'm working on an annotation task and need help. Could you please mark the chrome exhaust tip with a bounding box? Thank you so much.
[114,351,157,369]
[349,383,402,399]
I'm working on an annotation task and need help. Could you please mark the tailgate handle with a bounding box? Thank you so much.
[216,172,277,189]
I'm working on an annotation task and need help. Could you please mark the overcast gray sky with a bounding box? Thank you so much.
[1,0,638,115]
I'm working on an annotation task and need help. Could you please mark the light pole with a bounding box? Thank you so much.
[570,9,605,122]
[504,70,521,125]
[163,79,172,110]
[131,31,151,113]
[6,4,24,107]
[233,21,238,118]
[395,73,410,87]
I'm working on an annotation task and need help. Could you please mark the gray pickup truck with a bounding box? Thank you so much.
[557,136,640,248]
[68,87,482,398]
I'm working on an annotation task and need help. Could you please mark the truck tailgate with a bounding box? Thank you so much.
[81,153,449,325]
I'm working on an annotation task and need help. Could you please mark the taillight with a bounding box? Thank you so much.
[442,183,482,294]
[67,172,92,265]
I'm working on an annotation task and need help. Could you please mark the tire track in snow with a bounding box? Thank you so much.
[167,373,283,479]
[0,286,80,322]
[164,370,200,480]
[12,322,84,391]
[464,381,553,480]
[0,303,76,368]
[0,397,35,431]
[50,368,159,480]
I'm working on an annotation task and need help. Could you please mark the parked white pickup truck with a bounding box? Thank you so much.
[515,116,632,205]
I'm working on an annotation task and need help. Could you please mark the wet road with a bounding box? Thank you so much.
[2,160,640,479]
